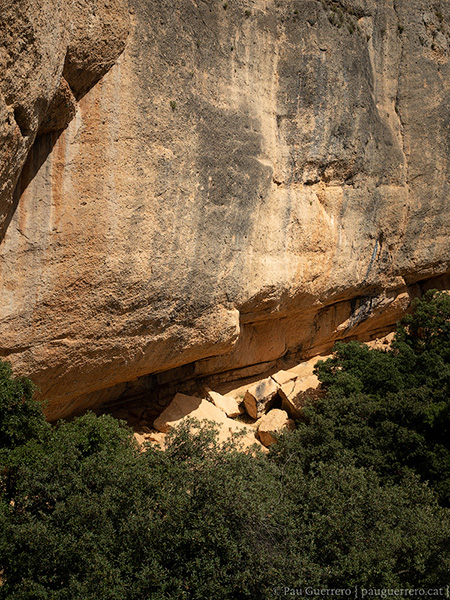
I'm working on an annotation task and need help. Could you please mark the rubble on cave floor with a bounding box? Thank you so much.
[107,355,328,451]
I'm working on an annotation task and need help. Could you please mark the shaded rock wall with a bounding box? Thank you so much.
[1,0,450,419]
[0,0,129,240]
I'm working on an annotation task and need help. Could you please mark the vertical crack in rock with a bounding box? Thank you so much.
[392,0,409,185]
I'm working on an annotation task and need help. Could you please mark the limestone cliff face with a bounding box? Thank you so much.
[1,0,450,419]
[0,0,130,239]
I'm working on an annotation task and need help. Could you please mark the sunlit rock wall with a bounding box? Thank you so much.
[1,0,450,418]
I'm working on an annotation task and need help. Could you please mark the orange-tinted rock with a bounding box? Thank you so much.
[0,0,129,240]
[153,393,260,451]
[206,390,243,419]
[257,409,295,448]
[279,375,322,420]
[243,378,279,420]
[2,1,450,420]
[271,370,298,387]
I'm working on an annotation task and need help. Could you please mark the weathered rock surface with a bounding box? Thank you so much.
[153,392,259,449]
[206,389,244,419]
[133,429,166,449]
[243,377,279,419]
[257,409,295,448]
[1,0,450,419]
[271,370,298,387]
[279,375,322,420]
[0,0,129,241]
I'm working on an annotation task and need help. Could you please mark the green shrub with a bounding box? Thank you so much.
[0,362,48,461]
[311,290,450,504]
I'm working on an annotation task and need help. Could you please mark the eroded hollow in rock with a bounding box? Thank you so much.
[13,105,32,137]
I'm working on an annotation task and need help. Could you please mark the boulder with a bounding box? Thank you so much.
[270,370,298,386]
[257,409,295,448]
[134,429,166,449]
[206,389,243,418]
[153,393,260,450]
[243,377,280,420]
[147,430,167,447]
[288,357,325,380]
[279,375,321,420]
[133,432,148,447]
[153,393,207,433]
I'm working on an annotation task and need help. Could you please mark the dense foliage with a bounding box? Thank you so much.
[1,290,450,598]
[306,289,450,505]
